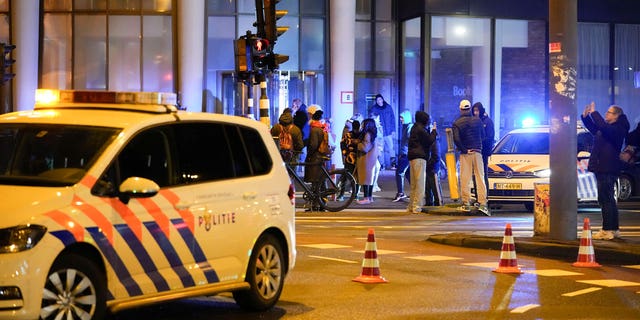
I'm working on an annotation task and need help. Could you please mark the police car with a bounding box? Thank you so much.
[0,90,296,319]
[487,125,602,211]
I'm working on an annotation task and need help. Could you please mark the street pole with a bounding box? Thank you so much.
[549,0,578,241]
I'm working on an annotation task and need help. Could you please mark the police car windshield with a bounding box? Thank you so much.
[0,124,119,186]
[493,132,549,155]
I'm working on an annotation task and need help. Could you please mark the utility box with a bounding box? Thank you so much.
[534,183,550,236]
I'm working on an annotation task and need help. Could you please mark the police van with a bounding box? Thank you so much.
[487,125,602,211]
[0,90,296,319]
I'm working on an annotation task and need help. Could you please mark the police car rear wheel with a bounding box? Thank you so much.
[40,254,106,320]
[233,234,284,311]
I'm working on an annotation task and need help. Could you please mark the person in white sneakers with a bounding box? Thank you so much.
[581,102,629,240]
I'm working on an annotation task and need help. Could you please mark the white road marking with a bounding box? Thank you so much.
[524,269,583,277]
[352,249,406,255]
[562,287,602,297]
[308,255,358,264]
[299,243,352,249]
[623,265,640,270]
[461,262,499,269]
[407,255,463,261]
[510,304,540,314]
[577,279,640,287]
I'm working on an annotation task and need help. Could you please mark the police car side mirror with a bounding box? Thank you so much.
[118,177,160,204]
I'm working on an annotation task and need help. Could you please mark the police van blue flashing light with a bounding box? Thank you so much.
[521,117,537,128]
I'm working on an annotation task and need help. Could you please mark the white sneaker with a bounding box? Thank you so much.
[613,230,621,238]
[592,229,614,240]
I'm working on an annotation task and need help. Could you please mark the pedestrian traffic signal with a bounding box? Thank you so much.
[1,43,15,85]
[251,37,271,70]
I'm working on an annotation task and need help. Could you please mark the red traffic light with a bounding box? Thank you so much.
[252,38,270,56]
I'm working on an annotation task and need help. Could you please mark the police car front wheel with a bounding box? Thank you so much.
[40,253,107,320]
[233,234,285,311]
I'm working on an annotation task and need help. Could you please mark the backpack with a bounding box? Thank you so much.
[278,124,293,151]
[317,130,333,156]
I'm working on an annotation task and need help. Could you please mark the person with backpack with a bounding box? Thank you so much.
[304,110,330,211]
[271,111,304,162]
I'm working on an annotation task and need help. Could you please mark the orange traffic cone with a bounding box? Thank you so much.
[353,228,388,284]
[493,223,523,274]
[573,218,601,267]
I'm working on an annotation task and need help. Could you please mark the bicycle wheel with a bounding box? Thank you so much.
[318,169,356,212]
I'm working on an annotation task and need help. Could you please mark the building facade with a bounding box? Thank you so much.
[1,0,640,161]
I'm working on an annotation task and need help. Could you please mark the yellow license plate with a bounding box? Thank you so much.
[495,183,522,190]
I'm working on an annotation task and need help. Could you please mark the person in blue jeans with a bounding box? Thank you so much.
[581,102,629,240]
[393,110,413,202]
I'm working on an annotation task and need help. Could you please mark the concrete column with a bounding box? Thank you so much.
[549,0,578,241]
[12,0,39,111]
[329,0,356,166]
[177,0,205,112]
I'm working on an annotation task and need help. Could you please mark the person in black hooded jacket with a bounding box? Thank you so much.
[472,102,495,198]
[581,102,630,240]
[407,111,437,213]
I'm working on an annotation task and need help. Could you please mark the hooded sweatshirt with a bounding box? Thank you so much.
[271,112,304,151]
[399,110,414,156]
[369,94,395,137]
[407,111,437,161]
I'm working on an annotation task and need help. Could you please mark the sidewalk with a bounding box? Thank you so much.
[322,168,640,266]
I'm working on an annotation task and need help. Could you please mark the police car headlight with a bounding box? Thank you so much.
[535,169,551,178]
[0,225,47,253]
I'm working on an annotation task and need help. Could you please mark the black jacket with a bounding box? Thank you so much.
[452,110,484,154]
[581,111,630,174]
[407,111,437,161]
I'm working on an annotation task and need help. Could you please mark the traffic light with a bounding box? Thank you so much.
[1,43,15,85]
[250,37,270,70]
[234,37,251,80]
[263,0,289,70]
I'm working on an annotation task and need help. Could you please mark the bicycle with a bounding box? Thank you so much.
[284,155,357,212]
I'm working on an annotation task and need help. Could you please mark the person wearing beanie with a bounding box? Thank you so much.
[369,94,396,170]
[472,102,495,197]
[270,111,304,160]
[392,109,414,202]
[453,99,489,215]
[406,111,437,213]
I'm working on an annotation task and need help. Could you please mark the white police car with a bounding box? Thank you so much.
[0,90,296,319]
[487,125,602,211]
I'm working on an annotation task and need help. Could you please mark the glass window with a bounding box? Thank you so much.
[577,23,610,122]
[74,0,107,11]
[118,128,171,187]
[301,18,324,70]
[238,125,272,175]
[274,15,299,71]
[109,16,141,91]
[42,14,72,89]
[143,15,173,92]
[495,19,546,135]
[355,21,372,71]
[74,15,107,89]
[615,24,640,126]
[301,1,324,15]
[238,0,256,14]
[143,0,171,12]
[430,17,490,129]
[401,17,421,111]
[375,22,395,72]
[207,0,234,15]
[0,2,9,44]
[174,123,235,183]
[206,16,235,99]
[0,0,8,11]
[375,0,391,21]
[110,0,140,11]
[44,0,71,10]
[356,0,371,20]
[278,0,299,16]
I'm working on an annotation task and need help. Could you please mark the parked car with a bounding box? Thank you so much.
[0,90,296,319]
[487,125,608,211]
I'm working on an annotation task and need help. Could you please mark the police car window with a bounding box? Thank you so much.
[118,128,171,187]
[225,125,253,177]
[515,133,549,154]
[0,124,118,186]
[238,125,272,175]
[173,122,235,183]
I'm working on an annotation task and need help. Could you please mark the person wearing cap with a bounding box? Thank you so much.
[452,99,490,215]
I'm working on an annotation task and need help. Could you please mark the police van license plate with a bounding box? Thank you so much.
[495,183,522,190]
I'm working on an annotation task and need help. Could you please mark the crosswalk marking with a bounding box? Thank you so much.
[562,287,602,297]
[308,255,358,264]
[407,255,463,261]
[352,249,406,255]
[510,304,540,314]
[299,243,352,249]
[524,269,583,277]
[577,279,640,287]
